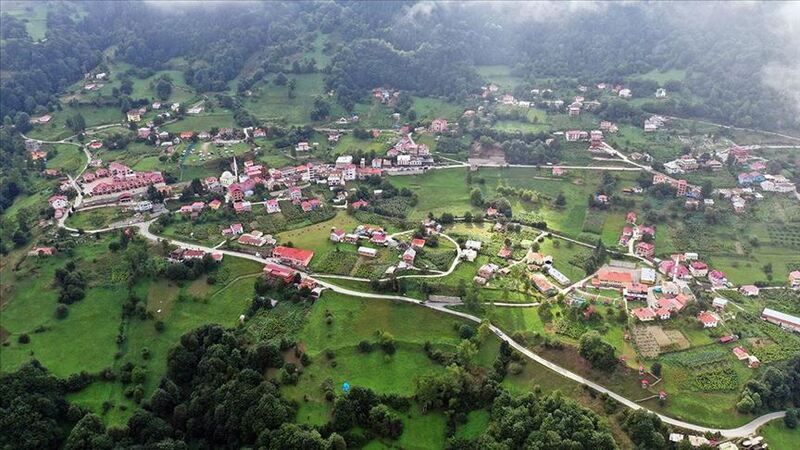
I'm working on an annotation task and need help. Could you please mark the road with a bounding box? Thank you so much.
[59,218,783,438]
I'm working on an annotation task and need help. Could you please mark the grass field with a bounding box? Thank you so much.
[27,104,124,141]
[476,65,527,91]
[65,207,137,230]
[760,421,800,450]
[164,111,237,133]
[411,96,464,121]
[635,69,687,84]
[243,73,346,125]
[2,2,49,40]
[46,144,85,175]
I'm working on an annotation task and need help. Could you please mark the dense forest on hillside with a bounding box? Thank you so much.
[1,1,799,132]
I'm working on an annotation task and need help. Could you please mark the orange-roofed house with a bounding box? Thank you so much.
[594,268,634,289]
[632,307,656,322]
[272,246,314,268]
[698,311,720,328]
[411,238,426,249]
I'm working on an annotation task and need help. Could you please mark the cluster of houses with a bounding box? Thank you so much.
[167,247,224,263]
[385,133,434,167]
[81,162,167,200]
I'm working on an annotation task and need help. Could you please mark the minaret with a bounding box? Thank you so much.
[232,156,239,181]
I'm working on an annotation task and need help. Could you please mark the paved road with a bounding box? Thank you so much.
[60,215,785,438]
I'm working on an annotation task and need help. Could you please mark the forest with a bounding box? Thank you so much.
[1,2,799,132]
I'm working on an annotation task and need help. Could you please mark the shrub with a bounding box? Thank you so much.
[55,304,69,320]
[17,333,30,344]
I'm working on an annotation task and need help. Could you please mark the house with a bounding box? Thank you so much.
[712,297,728,310]
[486,207,498,217]
[626,211,637,224]
[698,311,720,328]
[465,240,482,251]
[263,262,297,284]
[295,142,311,152]
[594,267,634,289]
[370,232,387,245]
[739,285,760,297]
[497,246,512,259]
[655,307,671,320]
[402,248,416,264]
[635,242,655,258]
[273,246,314,268]
[461,249,478,262]
[530,273,556,296]
[49,195,70,210]
[126,110,141,122]
[708,270,727,287]
[238,233,267,247]
[233,201,252,214]
[565,130,585,142]
[761,308,800,332]
[640,268,657,285]
[655,88,667,98]
[478,263,499,279]
[547,266,570,286]
[619,88,632,98]
[265,199,281,214]
[208,199,222,210]
[790,270,800,289]
[28,246,57,257]
[351,199,369,209]
[288,187,302,202]
[429,118,449,133]
[358,247,378,258]
[632,307,656,322]
[133,200,153,212]
[568,106,581,117]
[300,199,321,212]
[330,228,346,242]
[688,261,708,277]
[525,250,553,266]
[732,346,749,360]
[624,283,649,301]
[223,223,244,236]
[411,238,426,249]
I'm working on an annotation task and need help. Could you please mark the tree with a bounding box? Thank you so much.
[14,112,31,133]
[622,409,667,449]
[274,72,288,85]
[470,188,484,207]
[555,192,566,207]
[785,409,798,429]
[288,79,297,98]
[155,79,172,100]
[66,113,86,133]
[64,414,110,450]
[368,404,404,439]
[651,361,662,377]
[578,331,617,371]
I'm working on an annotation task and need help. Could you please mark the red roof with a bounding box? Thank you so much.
[596,268,633,285]
[411,238,426,248]
[698,311,719,325]
[272,246,314,268]
[498,247,512,258]
[263,262,296,283]
[632,307,656,321]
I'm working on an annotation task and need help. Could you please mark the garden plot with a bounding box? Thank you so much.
[633,325,690,358]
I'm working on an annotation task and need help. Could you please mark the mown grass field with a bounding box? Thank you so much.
[760,421,800,450]
[65,207,137,230]
[46,143,85,176]
[27,104,124,141]
[242,73,346,125]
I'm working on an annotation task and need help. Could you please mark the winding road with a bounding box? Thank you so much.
[45,121,792,439]
[58,217,784,438]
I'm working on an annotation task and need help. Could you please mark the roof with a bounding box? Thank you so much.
[762,308,800,327]
[272,246,314,267]
[632,307,655,320]
[698,311,719,325]
[596,268,634,284]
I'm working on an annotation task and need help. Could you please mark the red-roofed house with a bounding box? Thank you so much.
[370,232,387,245]
[655,307,672,320]
[698,311,720,328]
[486,207,498,217]
[709,270,727,287]
[233,201,252,214]
[288,187,302,202]
[732,346,749,360]
[351,199,369,209]
[273,246,314,268]
[330,229,346,242]
[411,238,426,249]
[180,131,194,140]
[594,268,634,289]
[497,247,512,258]
[265,199,281,214]
[263,262,297,284]
[626,211,637,224]
[689,261,708,277]
[635,242,655,258]
[208,199,222,210]
[632,307,656,322]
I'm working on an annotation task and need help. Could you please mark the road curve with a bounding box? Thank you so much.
[61,218,784,439]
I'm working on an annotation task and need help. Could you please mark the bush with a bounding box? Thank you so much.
[55,304,69,320]
[17,333,30,344]
[154,320,165,332]
[357,340,373,353]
